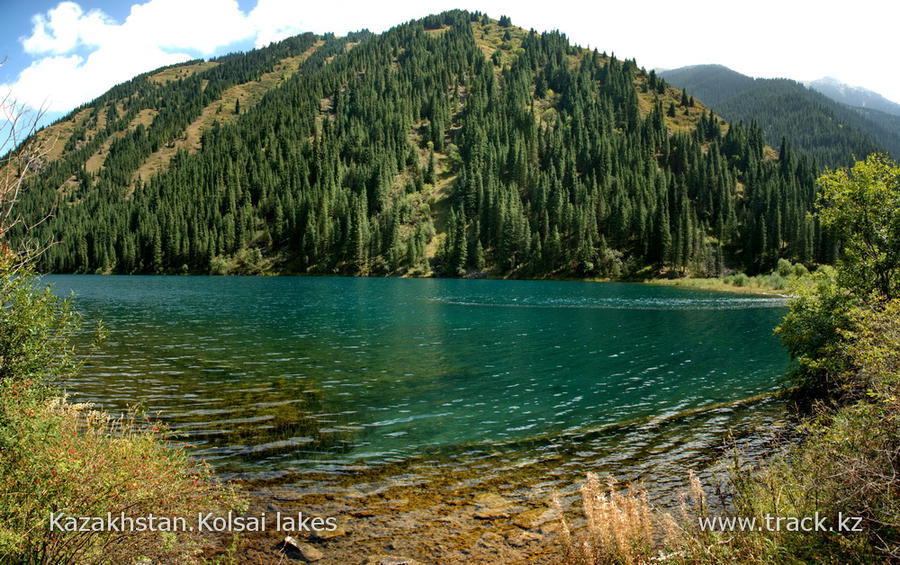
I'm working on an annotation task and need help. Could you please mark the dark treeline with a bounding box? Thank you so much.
[12,11,834,277]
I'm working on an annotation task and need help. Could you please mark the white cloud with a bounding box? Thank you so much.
[4,0,900,113]
[4,0,314,112]
[249,0,307,48]
[124,0,253,54]
[22,2,113,55]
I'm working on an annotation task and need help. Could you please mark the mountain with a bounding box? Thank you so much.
[808,77,900,117]
[655,64,754,107]
[11,11,830,278]
[661,65,900,166]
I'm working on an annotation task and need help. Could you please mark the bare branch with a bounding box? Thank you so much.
[1,85,57,258]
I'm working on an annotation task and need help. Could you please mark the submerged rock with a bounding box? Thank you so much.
[297,543,324,562]
[512,507,555,530]
[364,555,424,565]
[472,492,513,519]
[283,536,324,562]
[312,525,347,540]
[508,530,543,547]
[473,507,510,520]
[472,493,508,508]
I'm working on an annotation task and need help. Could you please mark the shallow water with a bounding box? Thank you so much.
[48,275,789,481]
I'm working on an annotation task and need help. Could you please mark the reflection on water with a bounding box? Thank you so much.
[49,275,789,485]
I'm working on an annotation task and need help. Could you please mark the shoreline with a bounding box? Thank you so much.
[644,277,794,297]
[45,270,793,298]
[213,393,793,564]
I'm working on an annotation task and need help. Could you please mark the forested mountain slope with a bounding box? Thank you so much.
[655,65,754,107]
[12,11,832,278]
[661,65,900,167]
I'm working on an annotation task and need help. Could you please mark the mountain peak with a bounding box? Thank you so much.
[808,77,900,117]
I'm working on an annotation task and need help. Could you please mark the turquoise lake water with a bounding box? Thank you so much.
[47,276,789,479]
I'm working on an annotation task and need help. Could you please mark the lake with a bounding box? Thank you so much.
[48,276,789,483]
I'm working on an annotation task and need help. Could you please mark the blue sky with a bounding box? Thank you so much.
[2,0,900,129]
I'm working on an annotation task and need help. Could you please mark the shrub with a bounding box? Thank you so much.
[760,273,787,290]
[729,273,750,287]
[0,256,246,564]
[210,248,267,275]
[731,300,900,563]
[0,393,246,564]
[793,263,809,278]
[775,268,857,400]
[776,258,793,277]
[0,257,80,386]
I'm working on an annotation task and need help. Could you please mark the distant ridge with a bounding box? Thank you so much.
[807,77,900,117]
[661,65,900,166]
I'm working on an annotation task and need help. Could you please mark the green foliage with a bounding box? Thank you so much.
[776,257,793,277]
[775,266,857,398]
[792,262,809,277]
[754,158,900,564]
[726,272,750,287]
[0,257,81,387]
[209,248,267,275]
[816,154,900,300]
[776,155,900,398]
[717,259,812,291]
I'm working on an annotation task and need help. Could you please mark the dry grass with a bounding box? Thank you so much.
[82,108,158,195]
[148,61,219,84]
[0,391,246,564]
[566,474,656,565]
[556,471,717,565]
[470,21,524,69]
[130,41,323,188]
[649,277,792,297]
[0,106,94,181]
[84,130,120,174]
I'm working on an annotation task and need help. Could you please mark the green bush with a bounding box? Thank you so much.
[760,273,787,290]
[728,272,750,287]
[776,258,793,277]
[730,300,900,563]
[775,267,856,399]
[793,263,809,278]
[1,258,80,387]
